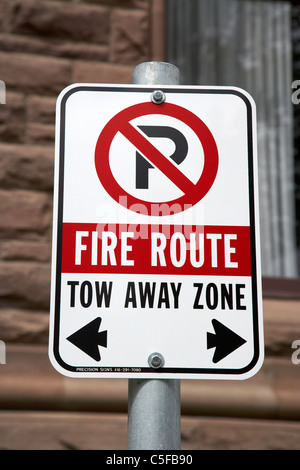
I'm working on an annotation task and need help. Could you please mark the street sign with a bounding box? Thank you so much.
[49,84,264,379]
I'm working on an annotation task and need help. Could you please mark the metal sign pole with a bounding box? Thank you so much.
[127,62,181,451]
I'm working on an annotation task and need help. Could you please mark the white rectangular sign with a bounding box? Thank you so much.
[49,84,264,379]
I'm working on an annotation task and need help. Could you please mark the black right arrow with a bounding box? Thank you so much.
[207,319,246,363]
[67,317,107,362]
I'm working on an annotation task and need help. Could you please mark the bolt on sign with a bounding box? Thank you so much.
[49,84,264,379]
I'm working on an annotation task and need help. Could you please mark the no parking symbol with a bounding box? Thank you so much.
[94,101,219,215]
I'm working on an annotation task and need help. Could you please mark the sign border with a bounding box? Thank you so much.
[49,84,263,380]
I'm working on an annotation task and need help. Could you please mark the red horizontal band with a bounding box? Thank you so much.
[61,223,251,276]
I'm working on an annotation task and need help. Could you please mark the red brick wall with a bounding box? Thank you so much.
[0,0,151,343]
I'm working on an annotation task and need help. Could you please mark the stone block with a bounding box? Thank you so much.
[0,189,52,237]
[0,92,26,143]
[111,9,149,64]
[73,61,133,84]
[0,309,49,343]
[1,410,300,450]
[263,298,300,356]
[1,240,51,263]
[27,95,56,125]
[0,411,128,450]
[0,144,54,191]
[52,42,109,62]
[0,52,72,95]
[85,0,149,8]
[0,262,51,310]
[0,33,109,62]
[3,0,110,44]
[27,123,55,144]
[180,415,300,450]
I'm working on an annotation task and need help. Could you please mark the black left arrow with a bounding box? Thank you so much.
[67,317,107,362]
[207,319,246,364]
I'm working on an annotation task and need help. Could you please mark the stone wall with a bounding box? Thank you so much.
[0,0,151,343]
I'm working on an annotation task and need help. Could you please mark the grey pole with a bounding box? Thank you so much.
[132,61,180,85]
[127,61,181,451]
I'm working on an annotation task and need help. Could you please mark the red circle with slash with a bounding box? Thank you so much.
[94,101,218,215]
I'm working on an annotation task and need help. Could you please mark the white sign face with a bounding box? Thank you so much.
[49,84,264,379]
